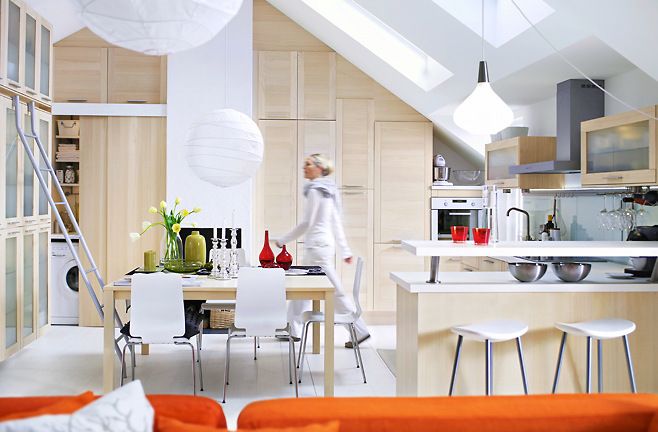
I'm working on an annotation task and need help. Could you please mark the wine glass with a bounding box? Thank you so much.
[597,195,609,230]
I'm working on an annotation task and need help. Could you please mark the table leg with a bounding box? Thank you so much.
[312,300,320,354]
[324,291,334,396]
[141,345,149,355]
[103,289,116,393]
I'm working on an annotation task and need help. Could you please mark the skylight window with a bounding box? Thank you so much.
[302,0,452,92]
[433,0,554,48]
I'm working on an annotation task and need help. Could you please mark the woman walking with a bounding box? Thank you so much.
[276,154,370,347]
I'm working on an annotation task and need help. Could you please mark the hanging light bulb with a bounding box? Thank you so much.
[453,1,513,135]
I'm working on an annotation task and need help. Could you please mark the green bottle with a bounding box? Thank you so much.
[185,231,206,264]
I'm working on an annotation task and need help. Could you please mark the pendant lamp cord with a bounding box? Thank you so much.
[481,0,485,61]
[510,0,658,121]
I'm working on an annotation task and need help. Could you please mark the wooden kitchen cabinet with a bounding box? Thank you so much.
[297,51,335,120]
[485,136,564,189]
[373,243,426,311]
[375,121,432,243]
[1,228,20,360]
[257,51,297,119]
[297,120,336,221]
[337,99,374,189]
[581,105,658,186]
[107,48,166,103]
[3,96,24,227]
[53,47,108,103]
[37,223,49,332]
[38,18,52,102]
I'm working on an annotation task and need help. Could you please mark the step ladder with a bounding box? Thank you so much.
[14,96,126,360]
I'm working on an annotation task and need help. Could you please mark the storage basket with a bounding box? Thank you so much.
[57,120,80,138]
[209,309,235,329]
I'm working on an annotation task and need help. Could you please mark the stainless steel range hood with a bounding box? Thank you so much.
[509,79,604,174]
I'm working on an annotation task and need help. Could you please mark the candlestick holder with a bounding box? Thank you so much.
[228,227,239,278]
[209,237,221,279]
[218,238,230,280]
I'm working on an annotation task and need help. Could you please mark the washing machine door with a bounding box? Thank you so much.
[63,260,79,293]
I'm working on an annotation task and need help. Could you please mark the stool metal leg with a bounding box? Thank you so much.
[448,335,463,396]
[597,339,602,393]
[516,337,529,395]
[254,337,257,360]
[485,339,493,396]
[552,332,567,394]
[622,335,637,393]
[586,336,592,394]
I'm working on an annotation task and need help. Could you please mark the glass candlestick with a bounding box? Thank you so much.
[209,237,221,279]
[228,227,239,278]
[218,238,230,280]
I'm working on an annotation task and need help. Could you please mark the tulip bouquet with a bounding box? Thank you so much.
[130,197,201,266]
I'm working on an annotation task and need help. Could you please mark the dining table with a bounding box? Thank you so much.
[102,274,336,395]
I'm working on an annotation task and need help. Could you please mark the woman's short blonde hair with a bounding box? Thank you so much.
[309,153,334,176]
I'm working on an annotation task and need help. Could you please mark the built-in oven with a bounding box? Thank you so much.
[431,197,485,240]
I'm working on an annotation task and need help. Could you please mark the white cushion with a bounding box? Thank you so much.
[0,381,154,432]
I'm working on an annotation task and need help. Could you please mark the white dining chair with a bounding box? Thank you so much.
[297,257,366,384]
[121,273,202,395]
[222,267,298,403]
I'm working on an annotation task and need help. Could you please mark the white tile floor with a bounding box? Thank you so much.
[0,325,396,429]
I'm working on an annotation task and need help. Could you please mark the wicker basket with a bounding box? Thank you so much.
[209,309,235,329]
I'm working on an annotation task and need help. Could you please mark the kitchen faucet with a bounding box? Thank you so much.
[506,207,533,241]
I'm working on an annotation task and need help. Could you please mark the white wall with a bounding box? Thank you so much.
[166,1,254,255]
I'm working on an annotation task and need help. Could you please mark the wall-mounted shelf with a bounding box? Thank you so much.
[55,135,79,139]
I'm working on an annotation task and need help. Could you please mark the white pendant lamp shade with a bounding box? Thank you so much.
[453,61,513,135]
[74,0,244,55]
[185,109,264,188]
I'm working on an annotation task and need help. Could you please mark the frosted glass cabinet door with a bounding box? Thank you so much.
[7,0,21,85]
[23,113,35,221]
[5,102,19,221]
[585,121,650,173]
[23,231,34,340]
[25,12,37,92]
[38,116,50,218]
[4,234,19,352]
[39,24,51,99]
[38,230,48,328]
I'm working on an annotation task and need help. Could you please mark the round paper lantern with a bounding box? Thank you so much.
[185,109,264,188]
[74,0,244,56]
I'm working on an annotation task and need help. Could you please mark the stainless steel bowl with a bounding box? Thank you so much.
[508,263,547,282]
[551,262,592,282]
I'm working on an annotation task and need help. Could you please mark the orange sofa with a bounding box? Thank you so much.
[238,393,658,432]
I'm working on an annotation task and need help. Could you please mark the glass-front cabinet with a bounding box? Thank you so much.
[6,0,22,89]
[581,106,658,186]
[1,229,21,360]
[37,224,49,331]
[4,96,21,226]
[37,110,50,222]
[22,110,36,224]
[22,226,36,346]
[38,19,52,102]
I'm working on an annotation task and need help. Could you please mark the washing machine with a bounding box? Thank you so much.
[51,237,79,325]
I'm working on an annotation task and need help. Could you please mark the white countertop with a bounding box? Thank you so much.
[391,270,656,293]
[402,240,658,257]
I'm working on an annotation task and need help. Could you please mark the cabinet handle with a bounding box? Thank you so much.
[483,259,495,264]
[7,220,21,225]
[126,100,147,104]
[67,99,88,103]
[603,175,624,180]
[344,191,367,195]
[448,212,472,216]
[41,95,51,102]
[462,267,474,272]
[381,240,402,245]
[342,185,363,189]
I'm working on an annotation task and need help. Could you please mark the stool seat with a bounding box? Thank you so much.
[452,320,528,342]
[555,319,636,340]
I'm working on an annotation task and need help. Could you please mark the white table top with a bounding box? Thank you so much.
[402,240,658,257]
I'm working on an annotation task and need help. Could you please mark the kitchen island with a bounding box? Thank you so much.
[394,241,658,396]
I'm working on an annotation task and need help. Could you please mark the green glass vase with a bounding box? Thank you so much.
[185,230,206,265]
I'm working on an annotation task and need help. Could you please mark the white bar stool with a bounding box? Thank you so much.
[448,320,529,396]
[552,318,637,394]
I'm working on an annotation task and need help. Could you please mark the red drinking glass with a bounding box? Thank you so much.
[450,226,469,243]
[472,228,491,245]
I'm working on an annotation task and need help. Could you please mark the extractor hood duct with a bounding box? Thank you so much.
[509,79,604,174]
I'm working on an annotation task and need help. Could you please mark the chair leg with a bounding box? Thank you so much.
[347,324,360,368]
[196,334,204,391]
[222,335,234,403]
[351,324,367,384]
[552,332,567,394]
[622,335,637,393]
[257,337,260,348]
[289,336,298,397]
[188,342,197,396]
[485,340,493,396]
[597,339,602,393]
[448,335,463,396]
[586,336,592,394]
[298,321,312,383]
[516,337,529,395]
[131,344,136,381]
[254,337,257,361]
[120,342,130,386]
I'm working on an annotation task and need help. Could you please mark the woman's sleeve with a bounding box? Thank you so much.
[278,189,322,245]
[332,202,352,258]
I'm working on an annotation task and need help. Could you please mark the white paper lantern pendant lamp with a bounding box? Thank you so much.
[75,0,244,55]
[453,0,513,135]
[185,109,264,188]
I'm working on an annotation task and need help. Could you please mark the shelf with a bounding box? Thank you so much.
[56,135,79,139]
[55,161,79,163]
[60,183,79,187]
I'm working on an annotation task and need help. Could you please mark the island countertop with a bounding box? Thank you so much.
[402,240,658,257]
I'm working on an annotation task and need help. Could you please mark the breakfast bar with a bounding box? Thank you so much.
[394,241,658,397]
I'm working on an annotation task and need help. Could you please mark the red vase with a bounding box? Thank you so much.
[259,230,275,268]
[276,245,293,270]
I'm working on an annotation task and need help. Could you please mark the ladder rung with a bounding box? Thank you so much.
[54,201,67,205]
[25,134,37,138]
[85,267,98,274]
[40,168,53,172]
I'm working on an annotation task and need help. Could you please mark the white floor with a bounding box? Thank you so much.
[0,324,396,429]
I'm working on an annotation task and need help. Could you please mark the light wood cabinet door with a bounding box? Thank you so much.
[36,224,49,332]
[298,52,335,120]
[375,121,432,243]
[53,47,107,103]
[373,243,425,311]
[79,116,107,326]
[257,51,297,119]
[337,99,374,189]
[21,225,37,347]
[255,120,298,261]
[108,48,166,103]
[4,96,23,227]
[1,228,21,360]
[38,18,53,102]
[5,0,23,89]
[439,256,463,272]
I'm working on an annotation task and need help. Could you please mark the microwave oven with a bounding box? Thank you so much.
[430,197,485,240]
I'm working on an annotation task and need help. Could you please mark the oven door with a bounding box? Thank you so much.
[434,209,481,240]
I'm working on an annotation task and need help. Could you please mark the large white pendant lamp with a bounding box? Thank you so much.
[74,0,244,56]
[453,0,513,135]
[185,109,264,188]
